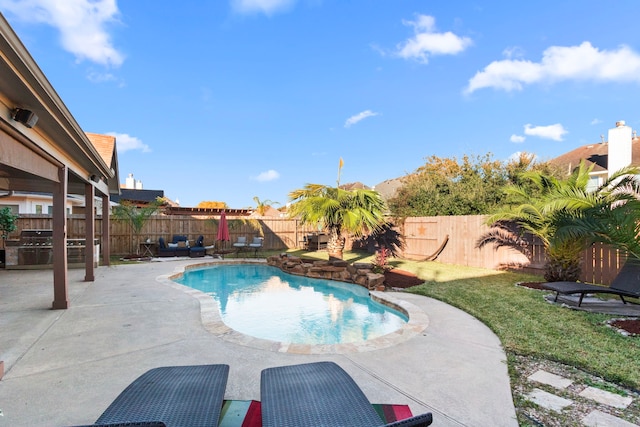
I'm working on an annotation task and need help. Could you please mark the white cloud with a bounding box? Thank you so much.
[510,134,525,143]
[0,0,124,67]
[523,123,568,141]
[254,169,280,182]
[396,14,472,63]
[87,70,117,83]
[502,46,525,59]
[344,110,379,128]
[590,118,602,125]
[466,42,640,94]
[108,132,151,153]
[231,0,295,15]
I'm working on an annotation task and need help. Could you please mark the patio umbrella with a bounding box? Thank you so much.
[216,210,230,250]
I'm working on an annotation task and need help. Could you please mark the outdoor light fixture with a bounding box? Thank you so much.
[90,174,99,182]
[11,108,38,128]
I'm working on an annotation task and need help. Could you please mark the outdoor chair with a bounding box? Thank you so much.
[248,236,264,257]
[233,236,248,257]
[189,235,205,258]
[260,361,433,427]
[541,259,640,307]
[72,364,229,427]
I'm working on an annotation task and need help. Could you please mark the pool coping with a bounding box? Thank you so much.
[157,259,430,354]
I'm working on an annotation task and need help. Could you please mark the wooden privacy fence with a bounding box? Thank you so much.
[8,214,626,285]
[10,214,322,256]
[401,215,626,285]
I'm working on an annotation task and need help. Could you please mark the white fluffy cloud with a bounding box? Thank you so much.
[523,123,568,141]
[344,110,379,128]
[0,0,124,67]
[510,134,526,143]
[396,14,472,63]
[466,42,640,94]
[231,0,295,15]
[254,169,280,182]
[108,132,151,153]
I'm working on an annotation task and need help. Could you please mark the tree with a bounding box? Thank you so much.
[388,153,554,218]
[0,206,18,249]
[112,199,163,255]
[197,201,227,209]
[481,161,640,281]
[288,184,387,260]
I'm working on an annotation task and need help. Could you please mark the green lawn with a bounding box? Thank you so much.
[287,250,640,389]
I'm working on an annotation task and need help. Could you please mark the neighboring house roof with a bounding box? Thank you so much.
[111,189,164,204]
[374,177,405,201]
[249,205,281,217]
[550,135,640,175]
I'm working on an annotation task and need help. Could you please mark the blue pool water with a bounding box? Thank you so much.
[174,264,408,345]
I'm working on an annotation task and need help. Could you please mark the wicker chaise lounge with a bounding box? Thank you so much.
[541,259,640,307]
[74,364,229,427]
[261,362,433,427]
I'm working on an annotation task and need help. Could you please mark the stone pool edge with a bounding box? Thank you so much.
[156,259,430,354]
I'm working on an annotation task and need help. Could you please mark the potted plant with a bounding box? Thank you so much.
[0,206,18,265]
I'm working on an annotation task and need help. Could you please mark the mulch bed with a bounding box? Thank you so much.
[608,319,640,336]
[384,269,424,289]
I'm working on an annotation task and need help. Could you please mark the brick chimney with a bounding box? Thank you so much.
[608,120,633,178]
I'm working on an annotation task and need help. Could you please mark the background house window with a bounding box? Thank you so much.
[47,206,53,215]
[586,176,601,193]
[35,204,43,214]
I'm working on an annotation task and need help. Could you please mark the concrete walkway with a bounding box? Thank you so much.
[0,259,518,426]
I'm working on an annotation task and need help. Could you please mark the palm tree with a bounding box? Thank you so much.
[112,198,164,255]
[481,161,640,281]
[288,183,387,260]
[554,172,640,260]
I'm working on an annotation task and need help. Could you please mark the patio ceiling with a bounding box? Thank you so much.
[0,13,117,198]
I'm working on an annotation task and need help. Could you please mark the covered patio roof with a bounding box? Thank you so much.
[0,13,120,309]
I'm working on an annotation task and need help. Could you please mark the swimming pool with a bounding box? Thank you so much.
[174,263,408,345]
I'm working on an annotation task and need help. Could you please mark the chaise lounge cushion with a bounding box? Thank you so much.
[92,365,229,427]
[261,362,432,427]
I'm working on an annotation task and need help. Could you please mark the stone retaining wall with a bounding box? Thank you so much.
[266,254,386,291]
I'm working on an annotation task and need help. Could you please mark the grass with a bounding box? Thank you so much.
[394,259,640,390]
[285,250,640,390]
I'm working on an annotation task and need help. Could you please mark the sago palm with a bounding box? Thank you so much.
[288,184,387,260]
[482,161,639,281]
[555,171,640,260]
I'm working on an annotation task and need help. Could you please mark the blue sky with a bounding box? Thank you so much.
[2,1,640,209]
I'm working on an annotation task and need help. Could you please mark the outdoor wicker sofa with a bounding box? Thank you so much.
[158,235,191,257]
[260,361,433,426]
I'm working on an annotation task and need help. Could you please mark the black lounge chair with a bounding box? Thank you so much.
[75,364,229,427]
[541,259,640,307]
[260,362,433,427]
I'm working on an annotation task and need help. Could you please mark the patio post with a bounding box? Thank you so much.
[84,182,95,281]
[52,165,69,309]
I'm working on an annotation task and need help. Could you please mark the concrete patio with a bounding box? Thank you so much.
[0,259,518,426]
